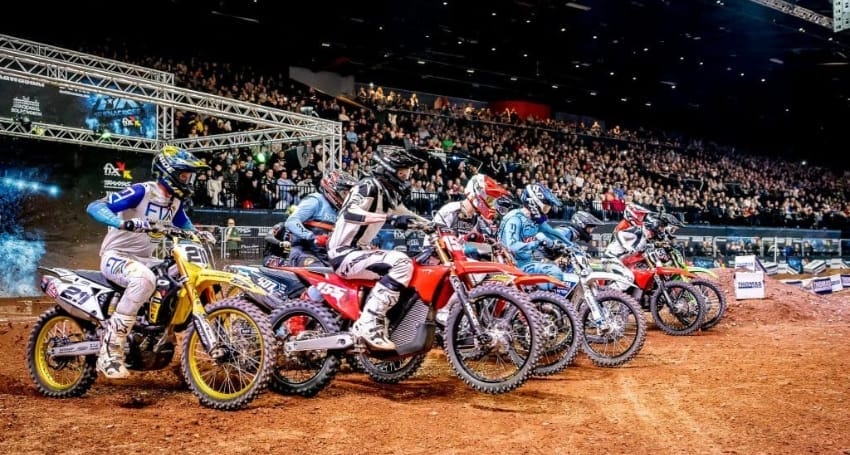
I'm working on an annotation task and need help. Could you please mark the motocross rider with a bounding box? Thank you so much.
[601,203,656,290]
[263,169,357,268]
[432,173,511,253]
[86,146,213,379]
[327,145,426,351]
[497,183,575,281]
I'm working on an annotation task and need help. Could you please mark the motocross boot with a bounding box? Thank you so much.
[352,283,398,351]
[96,312,136,379]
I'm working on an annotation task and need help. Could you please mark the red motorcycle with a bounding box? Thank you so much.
[267,224,547,396]
[618,250,707,336]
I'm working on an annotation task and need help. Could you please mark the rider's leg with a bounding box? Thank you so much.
[335,250,413,350]
[601,258,634,292]
[97,251,156,379]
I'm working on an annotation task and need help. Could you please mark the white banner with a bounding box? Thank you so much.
[735,271,765,300]
[734,255,758,272]
[811,277,833,295]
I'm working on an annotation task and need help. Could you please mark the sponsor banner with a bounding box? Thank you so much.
[842,275,850,288]
[829,275,843,293]
[0,75,157,138]
[734,271,765,300]
[102,160,135,197]
[803,260,827,275]
[781,280,803,288]
[811,277,833,295]
[786,257,804,274]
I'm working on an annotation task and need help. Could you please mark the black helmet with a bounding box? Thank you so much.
[569,210,604,242]
[371,145,425,204]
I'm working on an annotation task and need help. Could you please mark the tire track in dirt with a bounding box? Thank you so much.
[614,375,722,454]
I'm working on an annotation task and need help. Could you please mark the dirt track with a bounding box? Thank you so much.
[2,266,850,454]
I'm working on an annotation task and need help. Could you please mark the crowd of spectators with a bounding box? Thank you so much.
[87,45,850,231]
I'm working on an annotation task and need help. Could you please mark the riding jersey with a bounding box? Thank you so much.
[603,224,647,259]
[327,177,396,260]
[87,182,193,257]
[498,208,572,268]
[284,193,338,242]
[432,201,490,236]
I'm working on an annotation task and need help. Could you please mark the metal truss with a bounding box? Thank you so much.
[0,35,343,171]
[0,48,338,134]
[0,34,174,85]
[0,117,160,152]
[746,0,833,30]
[170,128,327,152]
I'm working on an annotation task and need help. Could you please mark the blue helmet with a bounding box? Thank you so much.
[521,183,562,224]
[151,146,209,200]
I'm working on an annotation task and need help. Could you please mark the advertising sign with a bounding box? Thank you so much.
[0,75,157,138]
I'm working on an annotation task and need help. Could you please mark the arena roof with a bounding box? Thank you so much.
[2,0,848,163]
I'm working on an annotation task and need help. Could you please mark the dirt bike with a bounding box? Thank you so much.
[511,241,648,368]
[268,223,546,396]
[647,241,726,330]
[425,231,582,378]
[28,227,276,410]
[617,249,708,336]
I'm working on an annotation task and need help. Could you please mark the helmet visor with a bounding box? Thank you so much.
[177,171,196,186]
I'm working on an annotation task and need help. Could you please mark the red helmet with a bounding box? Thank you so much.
[320,170,357,210]
[624,203,651,226]
[465,174,510,220]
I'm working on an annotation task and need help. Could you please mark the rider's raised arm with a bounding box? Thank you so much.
[285,196,321,241]
[86,183,146,228]
[340,180,389,225]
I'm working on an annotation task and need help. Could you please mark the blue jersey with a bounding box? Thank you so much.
[87,182,193,257]
[498,208,572,267]
[285,193,338,242]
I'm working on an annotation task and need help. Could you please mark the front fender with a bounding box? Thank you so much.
[586,271,638,290]
[513,274,565,288]
[195,269,269,296]
[687,267,718,279]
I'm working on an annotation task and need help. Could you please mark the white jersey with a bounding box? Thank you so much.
[603,225,648,260]
[96,182,188,257]
[328,177,395,259]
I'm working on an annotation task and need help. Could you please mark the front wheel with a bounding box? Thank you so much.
[269,300,341,397]
[182,298,274,410]
[650,281,706,336]
[26,306,98,398]
[443,284,542,394]
[690,279,726,330]
[579,289,646,368]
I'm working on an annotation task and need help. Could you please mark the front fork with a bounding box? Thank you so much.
[449,274,486,335]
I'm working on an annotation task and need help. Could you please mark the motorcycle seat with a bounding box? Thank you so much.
[76,270,125,291]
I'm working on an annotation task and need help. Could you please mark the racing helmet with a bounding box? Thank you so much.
[320,169,357,210]
[521,183,562,224]
[151,145,209,200]
[464,174,511,221]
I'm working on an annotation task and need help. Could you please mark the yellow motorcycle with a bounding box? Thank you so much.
[28,227,275,410]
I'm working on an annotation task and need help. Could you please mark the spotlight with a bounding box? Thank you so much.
[93,126,112,141]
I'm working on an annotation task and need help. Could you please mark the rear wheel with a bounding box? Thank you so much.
[269,300,341,397]
[27,306,98,398]
[525,291,580,376]
[443,284,542,394]
[355,352,427,384]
